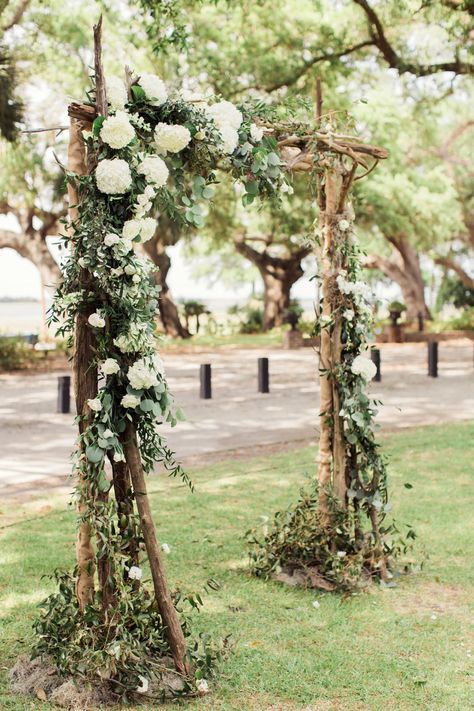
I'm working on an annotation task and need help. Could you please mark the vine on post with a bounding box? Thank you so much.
[32,20,287,703]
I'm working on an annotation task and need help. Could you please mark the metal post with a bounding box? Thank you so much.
[370,348,381,382]
[57,375,71,413]
[417,311,424,332]
[200,363,212,399]
[428,341,438,378]
[258,357,269,393]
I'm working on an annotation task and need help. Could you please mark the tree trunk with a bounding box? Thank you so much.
[261,270,293,330]
[364,235,431,320]
[143,239,190,338]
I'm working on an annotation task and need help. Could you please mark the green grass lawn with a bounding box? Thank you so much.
[1,422,473,711]
[160,329,287,351]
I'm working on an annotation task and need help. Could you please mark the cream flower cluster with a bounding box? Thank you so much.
[205,100,243,155]
[134,185,156,219]
[100,111,135,149]
[127,354,164,390]
[138,155,169,187]
[351,354,377,381]
[138,73,168,106]
[336,270,372,302]
[122,217,157,243]
[154,122,191,153]
[96,158,132,195]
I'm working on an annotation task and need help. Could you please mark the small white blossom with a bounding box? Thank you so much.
[87,398,102,412]
[113,450,126,462]
[106,76,128,110]
[112,238,134,258]
[343,309,354,322]
[161,543,170,555]
[132,274,140,284]
[88,312,105,328]
[122,219,142,239]
[124,264,136,276]
[351,354,377,381]
[338,219,350,231]
[194,129,205,140]
[121,394,141,408]
[137,73,168,106]
[101,358,120,375]
[103,429,114,439]
[280,182,294,195]
[154,122,191,153]
[128,565,143,580]
[96,158,132,195]
[250,123,264,142]
[78,257,88,268]
[337,550,347,558]
[139,217,157,242]
[138,155,169,187]
[196,679,209,695]
[111,267,124,277]
[219,124,239,154]
[100,111,135,149]
[104,233,120,247]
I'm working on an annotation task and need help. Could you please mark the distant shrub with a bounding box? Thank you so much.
[0,336,32,371]
[433,308,474,332]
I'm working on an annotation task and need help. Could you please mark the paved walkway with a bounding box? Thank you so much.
[0,341,472,498]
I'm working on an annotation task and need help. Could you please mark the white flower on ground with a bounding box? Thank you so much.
[351,354,377,381]
[137,73,168,106]
[106,76,128,110]
[100,111,135,149]
[87,398,102,412]
[121,394,141,409]
[95,158,132,194]
[88,312,105,328]
[104,233,120,247]
[250,123,264,142]
[103,429,114,439]
[338,219,350,231]
[196,679,209,695]
[337,550,347,558]
[343,309,354,322]
[161,543,170,555]
[312,600,320,609]
[122,219,142,239]
[101,358,120,375]
[127,357,159,390]
[206,100,242,130]
[139,217,157,242]
[128,565,143,580]
[154,122,191,153]
[219,124,239,154]
[138,155,169,187]
[136,675,149,694]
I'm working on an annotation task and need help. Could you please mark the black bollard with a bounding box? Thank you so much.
[417,311,424,333]
[200,363,212,399]
[258,357,269,393]
[428,341,438,378]
[370,348,381,382]
[57,375,71,413]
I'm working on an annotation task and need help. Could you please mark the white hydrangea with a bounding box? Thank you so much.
[219,124,239,154]
[250,123,264,142]
[87,398,102,412]
[206,100,242,130]
[154,122,191,153]
[122,219,142,239]
[96,158,132,195]
[101,358,120,375]
[351,354,377,381]
[128,565,143,580]
[138,155,169,187]
[88,312,105,328]
[127,356,159,390]
[139,217,157,242]
[104,233,120,247]
[343,309,354,321]
[137,73,168,106]
[100,111,135,149]
[121,393,141,409]
[106,76,128,110]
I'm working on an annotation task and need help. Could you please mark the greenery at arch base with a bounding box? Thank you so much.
[34,70,288,701]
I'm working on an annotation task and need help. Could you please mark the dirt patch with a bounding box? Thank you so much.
[391,580,470,619]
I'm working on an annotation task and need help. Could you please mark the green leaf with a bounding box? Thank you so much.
[131,84,146,101]
[85,445,103,464]
[97,471,110,493]
[267,152,281,166]
[202,186,214,199]
[404,482,413,489]
[175,408,186,421]
[245,180,259,196]
[140,399,154,412]
[92,116,105,137]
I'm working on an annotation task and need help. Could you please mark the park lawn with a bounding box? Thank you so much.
[0,422,473,711]
[160,329,287,352]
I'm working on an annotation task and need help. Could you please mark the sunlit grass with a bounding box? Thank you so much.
[1,422,473,710]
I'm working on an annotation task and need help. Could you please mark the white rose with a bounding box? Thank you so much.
[101,358,120,375]
[100,111,135,149]
[128,565,143,580]
[95,158,132,194]
[103,429,114,439]
[250,123,264,142]
[206,100,242,130]
[137,73,168,106]
[88,312,105,328]
[154,122,191,153]
[138,155,169,187]
[87,398,102,412]
[106,76,128,110]
[219,125,239,154]
[122,219,141,239]
[351,354,377,381]
[139,217,157,242]
[121,393,141,408]
[104,233,120,247]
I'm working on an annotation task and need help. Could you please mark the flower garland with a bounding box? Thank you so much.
[39,70,286,697]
